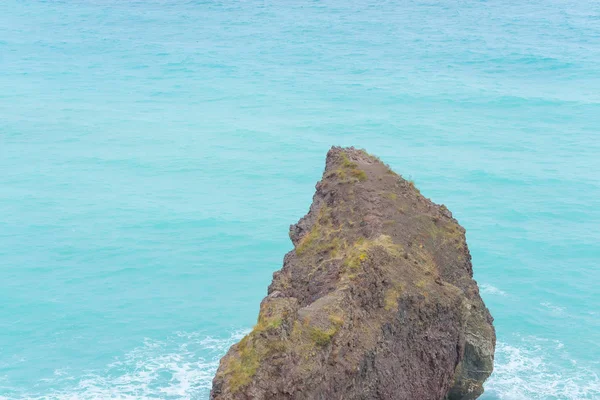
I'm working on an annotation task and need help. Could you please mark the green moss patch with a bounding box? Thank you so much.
[328,151,368,183]
[224,336,260,392]
[295,205,344,257]
[309,326,337,346]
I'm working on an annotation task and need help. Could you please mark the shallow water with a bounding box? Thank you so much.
[1,0,599,399]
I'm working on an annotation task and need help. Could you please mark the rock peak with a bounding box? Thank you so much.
[211,147,495,400]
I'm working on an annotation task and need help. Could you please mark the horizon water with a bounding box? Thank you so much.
[1,0,599,399]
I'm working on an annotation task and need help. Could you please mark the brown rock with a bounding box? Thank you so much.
[211,147,495,400]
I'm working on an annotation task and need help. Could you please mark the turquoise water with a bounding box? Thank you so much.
[1,0,599,398]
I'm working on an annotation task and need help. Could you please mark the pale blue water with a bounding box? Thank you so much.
[1,0,599,399]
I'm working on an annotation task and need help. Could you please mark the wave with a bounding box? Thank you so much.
[484,337,600,400]
[540,302,567,315]
[3,331,599,400]
[1,330,247,400]
[480,283,507,297]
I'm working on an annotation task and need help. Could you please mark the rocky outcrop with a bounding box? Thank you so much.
[211,147,495,400]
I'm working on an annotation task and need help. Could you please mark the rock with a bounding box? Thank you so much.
[211,147,495,400]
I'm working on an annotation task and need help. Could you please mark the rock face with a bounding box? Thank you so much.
[211,147,495,400]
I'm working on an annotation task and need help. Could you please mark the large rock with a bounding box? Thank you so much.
[211,147,495,400]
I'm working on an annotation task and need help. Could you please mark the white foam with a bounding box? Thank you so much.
[5,330,599,400]
[540,302,566,314]
[481,283,507,296]
[9,330,248,400]
[484,337,600,400]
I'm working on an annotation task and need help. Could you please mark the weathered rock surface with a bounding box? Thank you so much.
[211,147,495,400]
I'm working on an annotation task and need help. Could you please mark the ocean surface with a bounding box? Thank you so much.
[1,0,599,399]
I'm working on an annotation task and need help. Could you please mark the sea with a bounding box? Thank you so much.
[1,0,599,399]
